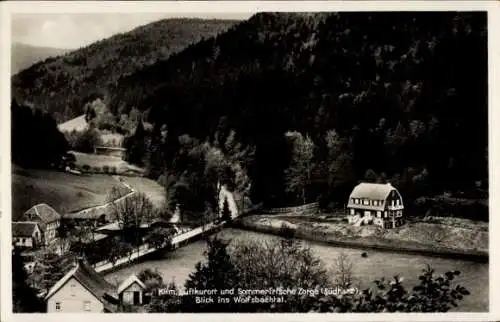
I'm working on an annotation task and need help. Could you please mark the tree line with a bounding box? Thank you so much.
[114,12,487,214]
[11,19,238,123]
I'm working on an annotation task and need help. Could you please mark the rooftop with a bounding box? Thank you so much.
[117,274,146,295]
[12,221,38,237]
[349,182,396,201]
[24,203,61,223]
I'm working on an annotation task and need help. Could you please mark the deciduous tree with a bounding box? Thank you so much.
[284,131,315,205]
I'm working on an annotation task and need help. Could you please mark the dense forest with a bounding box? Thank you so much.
[11,99,68,168]
[118,12,487,214]
[11,18,238,123]
[11,12,488,219]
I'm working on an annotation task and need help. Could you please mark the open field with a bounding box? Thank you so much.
[238,213,488,256]
[119,176,166,208]
[12,166,131,219]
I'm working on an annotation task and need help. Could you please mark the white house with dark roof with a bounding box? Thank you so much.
[22,203,61,245]
[346,182,405,228]
[12,221,42,248]
[45,258,119,313]
[117,274,146,306]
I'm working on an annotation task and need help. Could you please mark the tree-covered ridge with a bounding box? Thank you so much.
[117,12,487,209]
[11,42,70,75]
[11,18,238,123]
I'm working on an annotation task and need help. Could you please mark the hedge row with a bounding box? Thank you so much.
[76,164,120,174]
[76,164,142,176]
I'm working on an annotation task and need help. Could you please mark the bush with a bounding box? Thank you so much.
[103,165,110,173]
[110,166,118,174]
[82,164,91,172]
[93,166,101,173]
[278,222,296,239]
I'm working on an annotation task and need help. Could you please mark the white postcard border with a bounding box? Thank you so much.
[1,1,498,321]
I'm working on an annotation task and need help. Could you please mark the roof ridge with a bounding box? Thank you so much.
[117,274,146,294]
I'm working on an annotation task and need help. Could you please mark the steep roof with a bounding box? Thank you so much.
[347,182,403,211]
[24,203,61,223]
[117,274,146,295]
[45,258,118,312]
[12,222,39,237]
[349,182,396,200]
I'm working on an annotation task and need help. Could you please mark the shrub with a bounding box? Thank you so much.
[278,222,296,239]
[93,166,101,173]
[82,164,91,172]
[102,165,110,173]
[110,166,118,174]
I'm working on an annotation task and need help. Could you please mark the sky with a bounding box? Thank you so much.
[11,13,252,49]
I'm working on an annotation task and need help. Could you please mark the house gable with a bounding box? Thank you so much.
[46,276,104,313]
[122,282,144,293]
[117,274,146,295]
[347,182,404,211]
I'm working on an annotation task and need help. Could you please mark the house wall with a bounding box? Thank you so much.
[120,282,143,305]
[13,237,33,247]
[47,277,104,313]
[44,220,60,245]
[386,190,404,210]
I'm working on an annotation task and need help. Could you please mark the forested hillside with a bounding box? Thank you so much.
[11,43,69,75]
[118,12,487,214]
[11,18,238,123]
[11,99,68,168]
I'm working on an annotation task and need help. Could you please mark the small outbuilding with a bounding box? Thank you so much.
[117,274,146,306]
[346,182,404,228]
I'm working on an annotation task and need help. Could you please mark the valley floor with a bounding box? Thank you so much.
[237,213,488,259]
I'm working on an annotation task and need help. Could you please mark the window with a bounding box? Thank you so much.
[84,301,91,311]
[56,302,61,311]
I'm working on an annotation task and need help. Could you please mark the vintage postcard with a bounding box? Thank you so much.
[1,1,499,322]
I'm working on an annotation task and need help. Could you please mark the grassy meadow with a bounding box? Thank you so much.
[12,166,131,219]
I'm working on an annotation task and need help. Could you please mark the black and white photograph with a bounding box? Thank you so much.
[1,1,498,319]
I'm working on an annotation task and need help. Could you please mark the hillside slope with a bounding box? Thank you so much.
[11,43,69,75]
[116,12,487,207]
[11,18,238,123]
